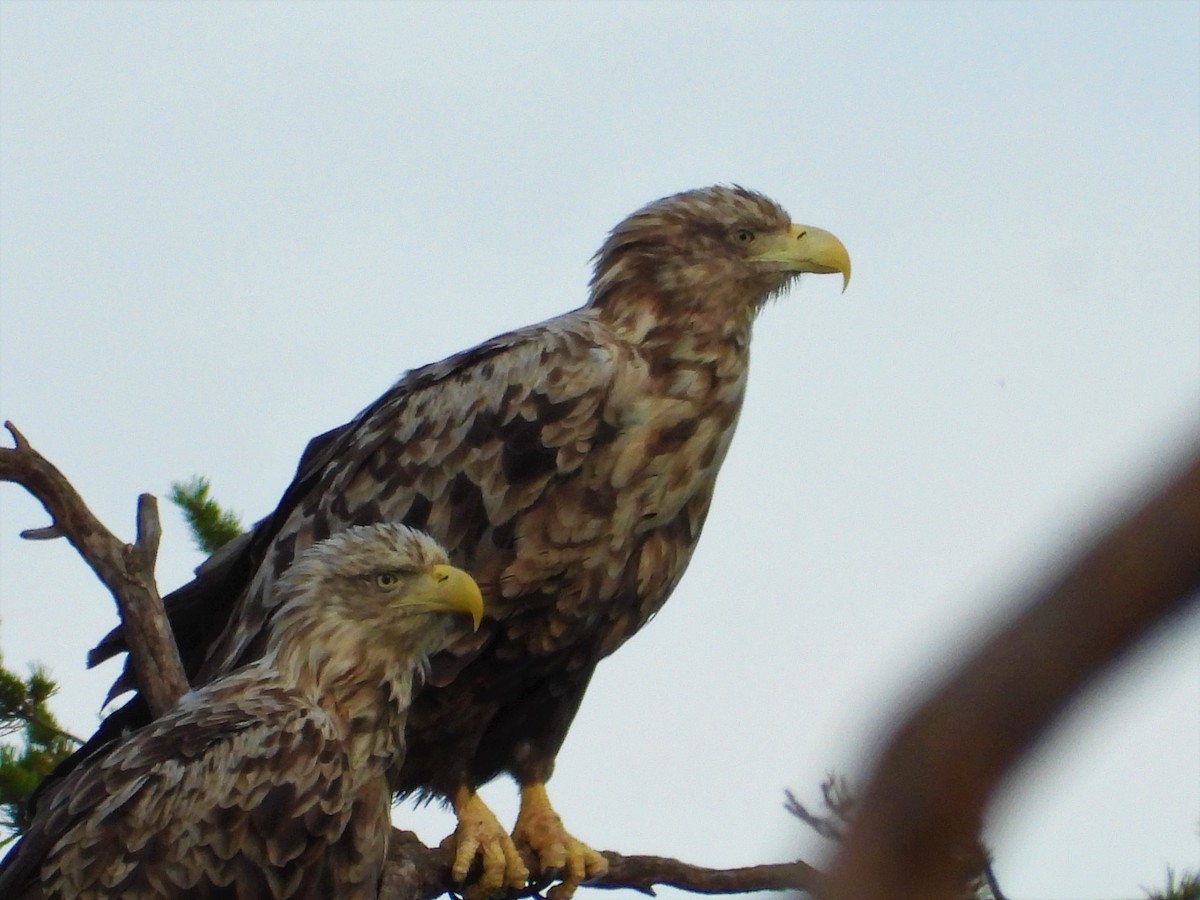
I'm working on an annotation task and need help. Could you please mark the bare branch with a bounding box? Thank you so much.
[824,443,1200,900]
[0,422,189,716]
[785,776,854,842]
[379,829,825,900]
[19,526,63,541]
[983,862,1009,900]
[593,852,823,896]
[134,493,162,576]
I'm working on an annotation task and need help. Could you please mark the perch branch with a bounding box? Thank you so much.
[0,422,189,716]
[379,830,824,900]
[591,851,824,896]
[825,442,1200,900]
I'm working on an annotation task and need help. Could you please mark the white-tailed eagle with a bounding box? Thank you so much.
[81,185,850,897]
[0,524,483,899]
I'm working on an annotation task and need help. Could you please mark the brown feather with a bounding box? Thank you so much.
[1,526,473,899]
[75,185,831,801]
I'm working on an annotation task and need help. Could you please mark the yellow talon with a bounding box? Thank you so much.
[513,783,608,900]
[451,787,529,896]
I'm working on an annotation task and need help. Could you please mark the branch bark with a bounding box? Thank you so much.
[379,831,824,900]
[824,442,1200,900]
[591,852,824,896]
[0,422,189,717]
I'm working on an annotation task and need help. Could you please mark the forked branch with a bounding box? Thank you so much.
[824,444,1200,900]
[0,422,188,716]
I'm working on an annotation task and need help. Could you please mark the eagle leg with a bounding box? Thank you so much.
[451,787,530,897]
[512,782,608,900]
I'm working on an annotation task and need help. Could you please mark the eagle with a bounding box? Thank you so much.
[80,185,850,897]
[0,524,484,900]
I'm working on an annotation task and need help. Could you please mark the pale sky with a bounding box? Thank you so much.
[1,2,1198,898]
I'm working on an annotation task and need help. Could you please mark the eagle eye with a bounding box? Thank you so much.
[374,572,402,589]
[733,229,755,244]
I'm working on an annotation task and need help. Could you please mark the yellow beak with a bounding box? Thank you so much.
[427,564,484,630]
[752,224,851,292]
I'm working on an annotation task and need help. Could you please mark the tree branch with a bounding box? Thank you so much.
[824,443,1200,900]
[378,830,824,900]
[0,422,189,717]
[592,852,824,896]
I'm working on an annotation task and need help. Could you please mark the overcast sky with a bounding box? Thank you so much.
[1,2,1197,897]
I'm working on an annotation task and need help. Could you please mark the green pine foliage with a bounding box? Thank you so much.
[169,476,244,554]
[0,653,81,848]
[1147,869,1200,900]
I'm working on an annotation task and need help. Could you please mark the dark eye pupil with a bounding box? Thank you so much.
[736,230,753,242]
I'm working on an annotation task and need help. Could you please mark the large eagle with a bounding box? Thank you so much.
[0,524,484,900]
[82,185,850,896]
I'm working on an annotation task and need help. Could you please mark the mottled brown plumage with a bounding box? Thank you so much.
[79,185,849,894]
[0,525,482,900]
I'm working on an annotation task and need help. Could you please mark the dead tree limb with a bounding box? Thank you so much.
[591,852,824,896]
[824,442,1200,900]
[379,832,825,900]
[0,421,189,716]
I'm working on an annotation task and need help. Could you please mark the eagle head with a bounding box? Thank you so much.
[270,524,484,666]
[588,185,850,323]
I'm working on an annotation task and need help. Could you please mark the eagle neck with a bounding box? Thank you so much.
[267,612,421,766]
[595,286,756,378]
[597,285,753,352]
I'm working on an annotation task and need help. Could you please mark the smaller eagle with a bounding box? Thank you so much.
[0,524,484,900]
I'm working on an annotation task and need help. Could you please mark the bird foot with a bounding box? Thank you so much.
[450,788,530,899]
[513,783,608,900]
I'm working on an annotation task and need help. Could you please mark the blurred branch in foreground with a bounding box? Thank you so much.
[786,777,1004,900]
[824,441,1200,900]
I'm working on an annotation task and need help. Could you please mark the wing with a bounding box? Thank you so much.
[89,308,620,671]
[73,298,737,803]
[196,309,634,680]
[63,309,632,800]
[1,676,385,900]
